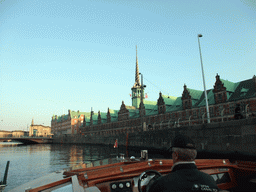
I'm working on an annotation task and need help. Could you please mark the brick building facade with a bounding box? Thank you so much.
[52,48,256,136]
[80,73,256,137]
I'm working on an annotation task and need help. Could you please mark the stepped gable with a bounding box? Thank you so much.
[157,92,166,114]
[213,74,236,103]
[118,101,130,121]
[68,110,71,120]
[182,84,192,109]
[107,108,111,123]
[106,108,118,123]
[98,111,101,124]
[139,100,146,117]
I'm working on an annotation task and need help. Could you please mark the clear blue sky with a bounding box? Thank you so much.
[0,0,255,131]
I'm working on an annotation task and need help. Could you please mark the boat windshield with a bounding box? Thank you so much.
[69,157,129,171]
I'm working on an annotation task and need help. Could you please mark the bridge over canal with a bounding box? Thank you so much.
[0,137,53,144]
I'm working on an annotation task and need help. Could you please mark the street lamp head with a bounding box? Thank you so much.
[198,34,203,37]
[139,73,141,75]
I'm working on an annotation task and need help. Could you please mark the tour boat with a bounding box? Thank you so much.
[9,150,256,192]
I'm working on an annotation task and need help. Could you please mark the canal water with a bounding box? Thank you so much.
[0,142,152,191]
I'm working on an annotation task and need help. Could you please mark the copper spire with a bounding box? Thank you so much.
[134,45,141,87]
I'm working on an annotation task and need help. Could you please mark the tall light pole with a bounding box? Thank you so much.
[139,73,146,108]
[139,73,146,131]
[198,34,210,123]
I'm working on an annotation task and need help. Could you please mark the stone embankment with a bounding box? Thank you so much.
[53,118,256,155]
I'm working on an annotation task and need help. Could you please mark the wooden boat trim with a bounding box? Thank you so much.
[20,157,256,192]
[28,177,71,192]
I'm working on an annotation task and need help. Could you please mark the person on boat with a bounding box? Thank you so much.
[147,134,220,192]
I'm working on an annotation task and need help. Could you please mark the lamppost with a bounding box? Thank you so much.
[139,73,146,106]
[198,34,210,123]
[139,73,146,131]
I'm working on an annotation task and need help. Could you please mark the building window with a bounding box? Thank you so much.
[219,105,224,116]
[193,111,197,118]
[200,108,205,116]
[210,107,214,117]
[240,101,246,112]
[218,94,222,102]
[229,103,235,114]
[217,83,221,91]
[185,101,188,109]
[172,113,175,120]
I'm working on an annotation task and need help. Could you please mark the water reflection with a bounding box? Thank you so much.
[0,141,23,146]
[0,143,141,191]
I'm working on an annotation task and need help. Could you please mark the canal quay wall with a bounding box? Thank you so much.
[52,118,256,154]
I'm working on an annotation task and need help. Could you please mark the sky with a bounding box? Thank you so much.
[0,0,255,131]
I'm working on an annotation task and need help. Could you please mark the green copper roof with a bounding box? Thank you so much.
[100,112,108,119]
[229,78,255,101]
[128,108,139,118]
[70,111,91,119]
[187,88,203,100]
[220,79,238,92]
[162,95,177,106]
[146,106,158,116]
[197,89,215,107]
[144,100,157,105]
[56,115,68,122]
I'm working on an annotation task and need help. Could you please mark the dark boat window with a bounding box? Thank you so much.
[210,172,231,184]
[216,173,231,184]
[211,174,218,181]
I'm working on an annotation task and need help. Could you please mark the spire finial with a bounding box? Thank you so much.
[134,45,141,87]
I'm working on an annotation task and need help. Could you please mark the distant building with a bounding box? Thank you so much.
[12,130,28,137]
[51,110,91,136]
[29,119,52,137]
[52,47,256,136]
[0,130,12,137]
[0,130,29,137]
